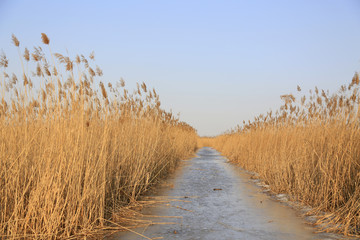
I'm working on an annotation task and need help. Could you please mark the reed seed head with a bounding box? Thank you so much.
[89,51,95,60]
[24,48,30,62]
[12,34,20,47]
[99,82,108,99]
[23,73,28,86]
[0,53,9,68]
[41,33,50,45]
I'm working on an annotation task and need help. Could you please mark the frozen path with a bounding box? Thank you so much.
[110,147,342,240]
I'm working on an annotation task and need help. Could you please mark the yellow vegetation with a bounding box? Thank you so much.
[204,73,360,236]
[0,34,197,239]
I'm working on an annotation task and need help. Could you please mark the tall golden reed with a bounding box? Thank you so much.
[0,34,197,239]
[204,73,360,236]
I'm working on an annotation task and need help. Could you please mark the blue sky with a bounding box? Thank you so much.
[1,0,360,136]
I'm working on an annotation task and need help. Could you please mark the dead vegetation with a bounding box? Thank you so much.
[0,34,197,239]
[203,73,360,236]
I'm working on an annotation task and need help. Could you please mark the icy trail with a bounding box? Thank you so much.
[110,147,345,240]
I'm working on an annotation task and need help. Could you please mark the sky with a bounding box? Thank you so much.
[0,0,360,136]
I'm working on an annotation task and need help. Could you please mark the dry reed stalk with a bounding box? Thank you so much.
[202,73,360,237]
[0,34,197,239]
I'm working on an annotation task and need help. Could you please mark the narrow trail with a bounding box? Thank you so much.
[110,147,346,240]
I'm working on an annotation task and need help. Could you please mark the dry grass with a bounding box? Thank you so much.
[0,34,197,239]
[203,74,360,236]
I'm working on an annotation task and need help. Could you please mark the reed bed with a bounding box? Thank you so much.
[0,34,197,239]
[205,74,360,236]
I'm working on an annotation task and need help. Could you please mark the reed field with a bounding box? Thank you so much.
[204,74,360,236]
[0,34,197,239]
